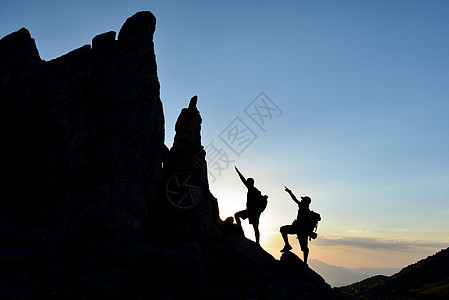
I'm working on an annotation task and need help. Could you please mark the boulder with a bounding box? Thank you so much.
[280,251,330,286]
[224,235,277,269]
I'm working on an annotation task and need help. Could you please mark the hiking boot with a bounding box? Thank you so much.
[280,244,292,252]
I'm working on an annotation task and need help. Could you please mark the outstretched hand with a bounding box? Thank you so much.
[284,186,291,193]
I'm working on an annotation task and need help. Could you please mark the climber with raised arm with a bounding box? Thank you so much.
[280,186,320,265]
[234,166,267,246]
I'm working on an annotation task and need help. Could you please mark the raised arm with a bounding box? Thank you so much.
[284,186,300,205]
[235,167,248,186]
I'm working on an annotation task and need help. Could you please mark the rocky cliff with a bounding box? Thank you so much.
[0,11,332,299]
[1,12,164,257]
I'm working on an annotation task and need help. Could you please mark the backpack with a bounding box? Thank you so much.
[307,210,321,239]
[258,194,268,213]
[248,187,268,214]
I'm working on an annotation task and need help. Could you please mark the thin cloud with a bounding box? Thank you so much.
[348,229,373,233]
[315,235,449,250]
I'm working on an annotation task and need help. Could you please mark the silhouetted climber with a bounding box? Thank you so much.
[280,187,320,265]
[234,166,266,245]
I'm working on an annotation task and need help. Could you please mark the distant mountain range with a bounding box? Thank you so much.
[337,247,449,299]
[308,259,399,287]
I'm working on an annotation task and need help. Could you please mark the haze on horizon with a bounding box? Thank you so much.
[1,0,448,270]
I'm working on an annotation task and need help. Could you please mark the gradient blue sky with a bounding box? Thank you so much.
[2,0,448,269]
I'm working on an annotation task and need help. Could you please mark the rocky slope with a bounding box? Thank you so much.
[338,247,449,299]
[0,11,332,299]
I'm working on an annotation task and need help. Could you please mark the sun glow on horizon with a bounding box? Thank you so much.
[213,183,448,269]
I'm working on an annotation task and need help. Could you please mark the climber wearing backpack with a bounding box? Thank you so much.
[234,166,268,246]
[280,187,320,265]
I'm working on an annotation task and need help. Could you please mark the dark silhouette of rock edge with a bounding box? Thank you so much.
[0,11,333,299]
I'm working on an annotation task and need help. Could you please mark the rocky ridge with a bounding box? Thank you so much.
[338,247,449,299]
[0,11,332,299]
